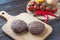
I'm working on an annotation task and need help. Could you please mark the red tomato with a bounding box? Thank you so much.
[46,7,51,12]
[40,6,46,10]
[28,6,34,11]
[33,5,37,11]
[52,7,57,13]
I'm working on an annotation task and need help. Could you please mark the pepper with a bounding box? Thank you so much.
[34,10,58,22]
[43,11,58,18]
[34,10,45,16]
[41,10,57,17]
[44,14,49,22]
[34,10,49,22]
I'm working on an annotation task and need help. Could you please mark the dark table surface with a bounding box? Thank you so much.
[0,0,60,40]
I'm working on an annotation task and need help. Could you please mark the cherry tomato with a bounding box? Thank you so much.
[40,6,46,10]
[46,7,51,12]
[33,5,37,11]
[33,4,40,11]
[52,7,57,13]
[28,6,34,11]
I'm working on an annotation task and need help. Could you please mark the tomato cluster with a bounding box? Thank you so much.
[27,1,57,13]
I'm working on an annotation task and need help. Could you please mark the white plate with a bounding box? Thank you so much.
[26,1,59,20]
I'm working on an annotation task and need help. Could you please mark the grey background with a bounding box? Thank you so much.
[0,0,60,40]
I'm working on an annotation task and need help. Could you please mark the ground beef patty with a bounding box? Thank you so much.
[11,20,27,33]
[28,21,45,35]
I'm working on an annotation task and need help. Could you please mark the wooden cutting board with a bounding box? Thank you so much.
[0,11,52,40]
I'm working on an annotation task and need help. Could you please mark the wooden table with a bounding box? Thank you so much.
[0,0,60,40]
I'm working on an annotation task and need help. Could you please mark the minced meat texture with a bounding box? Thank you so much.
[28,21,45,35]
[11,20,27,33]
